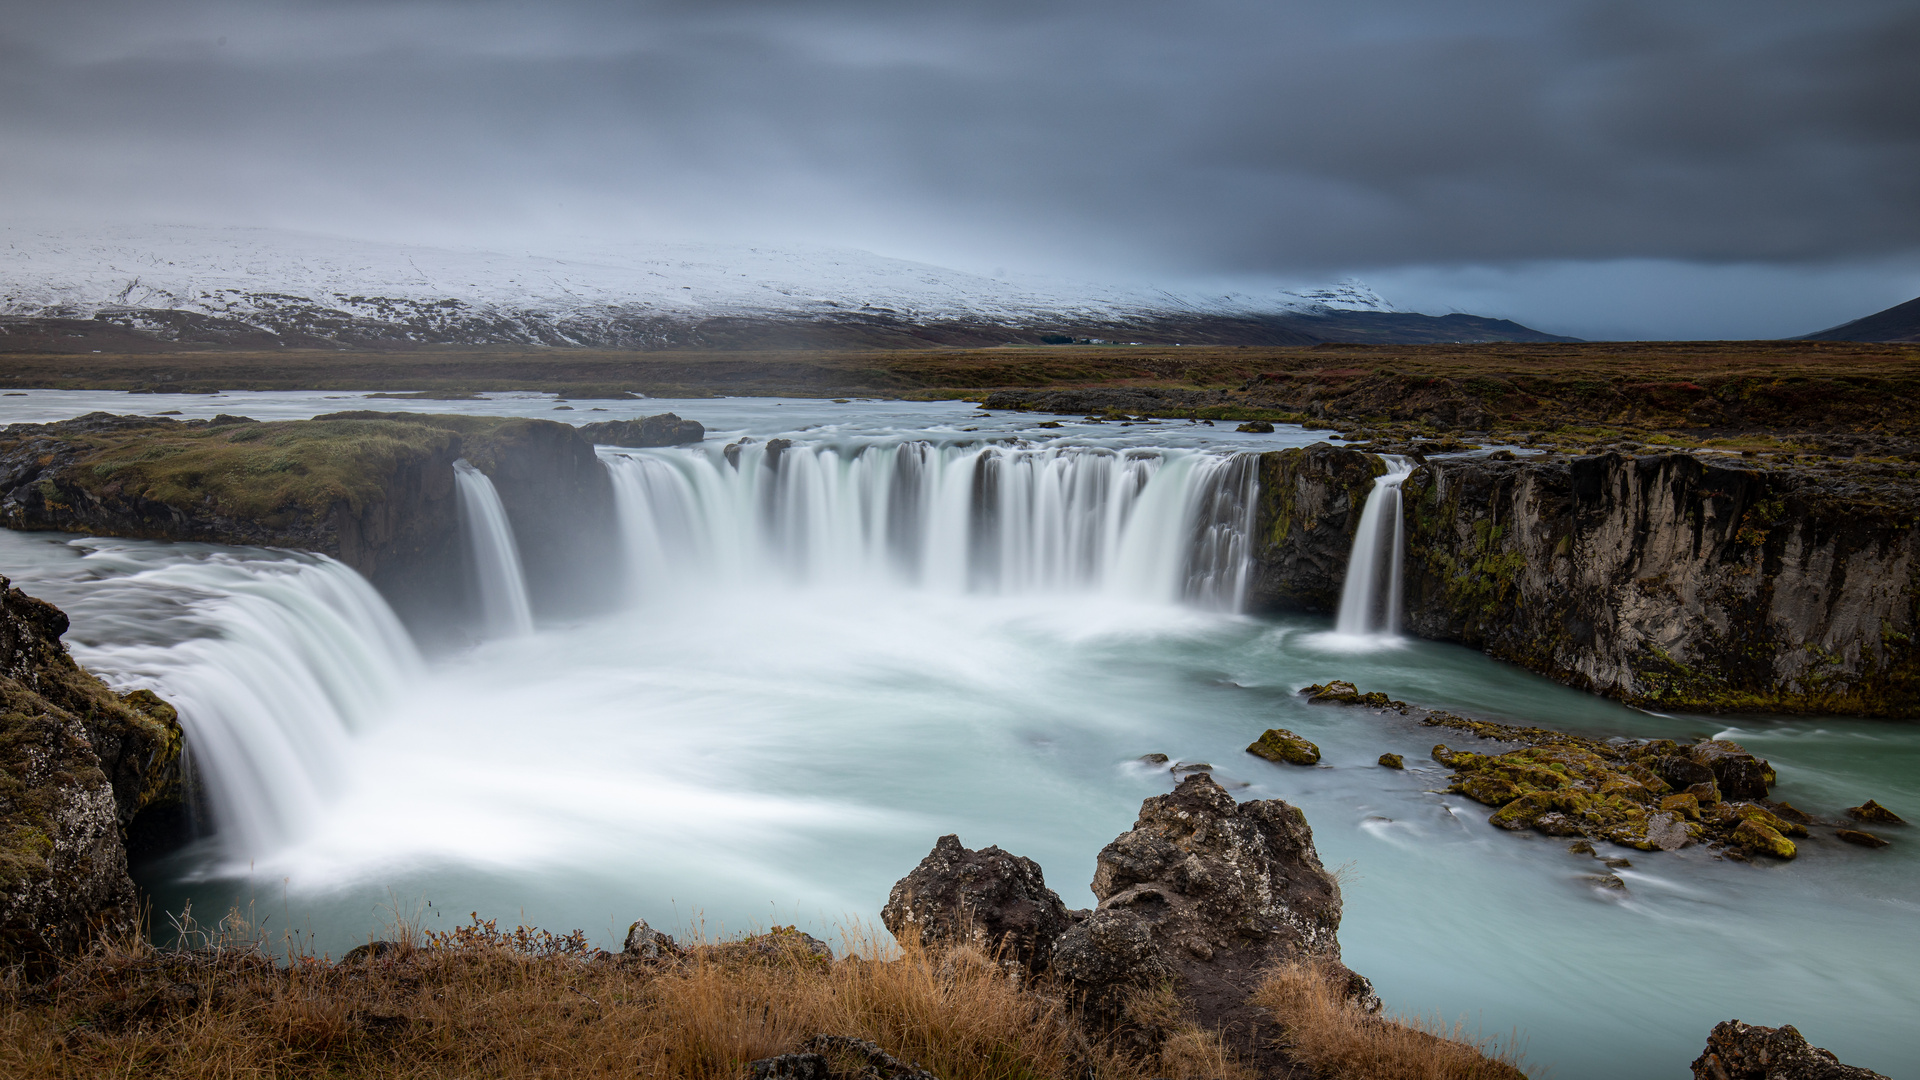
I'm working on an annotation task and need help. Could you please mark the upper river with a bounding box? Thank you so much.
[0,390,1913,1078]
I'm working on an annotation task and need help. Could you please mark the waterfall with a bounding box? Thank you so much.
[50,542,423,856]
[604,441,1260,609]
[453,459,534,636]
[1333,456,1414,637]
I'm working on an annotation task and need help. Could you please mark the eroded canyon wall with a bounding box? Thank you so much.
[1250,445,1920,716]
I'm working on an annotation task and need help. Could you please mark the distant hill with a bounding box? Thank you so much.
[1800,295,1920,343]
[0,225,1575,350]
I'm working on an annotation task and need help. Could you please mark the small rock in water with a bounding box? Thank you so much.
[1567,840,1597,856]
[1035,420,1062,429]
[1690,1019,1892,1080]
[1845,799,1906,825]
[1580,873,1628,892]
[1766,800,1815,825]
[1246,727,1321,766]
[1236,420,1275,433]
[1378,752,1405,769]
[1835,828,1890,848]
[1170,760,1215,774]
[1603,857,1633,869]
[1137,753,1170,765]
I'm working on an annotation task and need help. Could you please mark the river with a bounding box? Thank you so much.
[0,390,1912,1078]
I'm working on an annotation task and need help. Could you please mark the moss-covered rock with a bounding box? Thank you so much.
[1,578,183,967]
[1845,800,1906,825]
[1377,753,1404,769]
[1730,819,1797,859]
[1301,681,1406,709]
[1246,728,1321,766]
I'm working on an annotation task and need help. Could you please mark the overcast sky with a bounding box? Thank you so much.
[4,0,1918,338]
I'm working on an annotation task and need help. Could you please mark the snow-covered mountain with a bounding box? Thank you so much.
[0,224,1565,348]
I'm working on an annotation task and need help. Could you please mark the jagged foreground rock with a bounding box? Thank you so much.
[0,578,182,967]
[1691,1020,1889,1080]
[884,773,1372,1064]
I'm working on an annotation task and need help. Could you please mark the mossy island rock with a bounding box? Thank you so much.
[1246,728,1321,766]
[1378,753,1404,769]
[1844,800,1905,825]
[1301,681,1406,709]
[1236,420,1274,433]
[1422,707,1804,858]
[1834,829,1890,849]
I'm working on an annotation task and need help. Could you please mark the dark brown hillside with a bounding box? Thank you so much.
[1800,295,1920,343]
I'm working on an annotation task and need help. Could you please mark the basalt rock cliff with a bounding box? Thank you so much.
[0,411,621,632]
[1249,445,1920,715]
[0,579,182,968]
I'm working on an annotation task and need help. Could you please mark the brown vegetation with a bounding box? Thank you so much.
[0,913,1529,1080]
[1255,963,1529,1080]
[1,340,1917,440]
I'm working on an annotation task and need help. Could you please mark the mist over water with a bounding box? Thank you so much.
[0,393,1914,1079]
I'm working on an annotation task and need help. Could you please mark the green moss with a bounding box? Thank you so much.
[1246,727,1321,766]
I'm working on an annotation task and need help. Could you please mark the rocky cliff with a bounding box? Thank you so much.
[0,579,182,967]
[0,411,619,631]
[1250,445,1920,716]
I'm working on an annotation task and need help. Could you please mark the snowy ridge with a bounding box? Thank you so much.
[0,224,1393,346]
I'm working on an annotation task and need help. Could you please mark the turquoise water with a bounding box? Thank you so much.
[0,390,1912,1078]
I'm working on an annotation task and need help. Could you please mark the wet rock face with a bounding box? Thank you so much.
[1245,445,1387,614]
[880,834,1071,973]
[1690,1019,1889,1080]
[0,579,183,967]
[1388,451,1920,716]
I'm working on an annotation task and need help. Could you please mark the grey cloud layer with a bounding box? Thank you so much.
[3,0,1917,279]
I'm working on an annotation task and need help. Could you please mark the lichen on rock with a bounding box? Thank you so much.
[1245,727,1321,766]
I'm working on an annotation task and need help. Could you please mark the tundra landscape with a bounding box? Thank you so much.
[4,1,1919,1078]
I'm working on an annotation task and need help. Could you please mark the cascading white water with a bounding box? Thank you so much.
[28,540,423,856]
[1333,456,1414,637]
[453,459,534,636]
[604,441,1260,609]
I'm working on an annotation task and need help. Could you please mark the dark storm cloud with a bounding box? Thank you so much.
[3,0,1918,282]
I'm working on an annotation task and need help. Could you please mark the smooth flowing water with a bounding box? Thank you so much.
[0,391,1913,1079]
[453,459,534,637]
[1333,456,1412,639]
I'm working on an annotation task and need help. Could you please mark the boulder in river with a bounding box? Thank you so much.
[1690,1019,1889,1079]
[1833,829,1889,849]
[577,413,705,447]
[880,834,1071,974]
[1844,800,1905,825]
[1378,752,1404,769]
[1245,727,1321,765]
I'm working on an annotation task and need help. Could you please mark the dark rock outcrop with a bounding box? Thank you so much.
[1248,447,1920,715]
[1690,1019,1889,1079]
[0,579,182,967]
[0,411,622,632]
[578,413,705,447]
[1398,451,1920,715]
[1246,445,1387,614]
[1058,773,1372,1041]
[880,834,1071,973]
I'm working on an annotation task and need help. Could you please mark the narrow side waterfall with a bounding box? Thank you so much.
[453,459,534,636]
[44,541,423,856]
[605,442,1260,609]
[1333,456,1414,636]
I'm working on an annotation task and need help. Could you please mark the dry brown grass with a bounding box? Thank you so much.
[1255,962,1533,1080]
[1,910,1535,1080]
[0,912,1136,1080]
